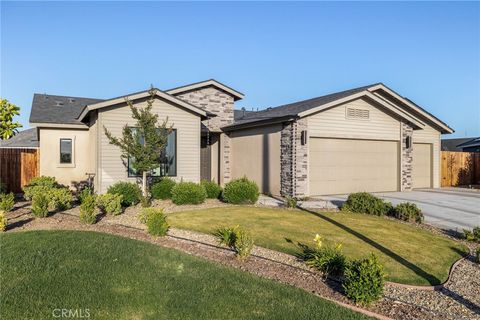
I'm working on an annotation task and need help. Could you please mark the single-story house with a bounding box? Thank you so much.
[442,137,480,153]
[12,79,453,196]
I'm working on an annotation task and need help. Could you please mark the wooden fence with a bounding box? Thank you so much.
[0,148,39,193]
[441,151,480,187]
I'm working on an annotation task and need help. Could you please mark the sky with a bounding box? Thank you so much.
[1,1,479,138]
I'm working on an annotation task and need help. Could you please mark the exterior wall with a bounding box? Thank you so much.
[280,118,308,197]
[400,122,413,191]
[412,123,441,188]
[175,87,235,132]
[98,97,201,193]
[230,124,282,195]
[39,128,93,187]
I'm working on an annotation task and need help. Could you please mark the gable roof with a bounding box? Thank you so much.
[223,83,453,134]
[0,128,39,148]
[77,88,208,121]
[166,79,245,101]
[30,94,103,126]
[457,137,480,148]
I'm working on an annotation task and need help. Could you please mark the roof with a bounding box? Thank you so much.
[29,94,103,125]
[457,137,480,148]
[166,79,245,101]
[0,128,38,148]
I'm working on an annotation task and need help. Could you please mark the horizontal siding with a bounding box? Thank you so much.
[99,98,200,193]
[413,124,441,188]
[307,98,401,141]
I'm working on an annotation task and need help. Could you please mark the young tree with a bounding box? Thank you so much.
[103,87,172,196]
[0,98,23,140]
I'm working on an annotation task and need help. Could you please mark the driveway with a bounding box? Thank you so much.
[320,188,480,231]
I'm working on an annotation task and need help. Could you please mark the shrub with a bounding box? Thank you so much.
[47,188,73,211]
[343,254,385,305]
[285,196,297,209]
[391,202,423,223]
[171,182,206,205]
[31,193,49,218]
[96,193,123,215]
[342,192,393,216]
[222,177,259,204]
[107,182,142,207]
[78,187,92,204]
[151,178,176,200]
[464,227,480,242]
[0,210,7,231]
[0,193,15,212]
[140,195,152,208]
[300,244,347,277]
[142,208,169,236]
[79,194,97,224]
[213,225,254,260]
[476,247,480,264]
[23,185,50,201]
[201,180,222,199]
[27,176,57,188]
[473,227,480,241]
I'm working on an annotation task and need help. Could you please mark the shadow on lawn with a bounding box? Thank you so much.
[297,207,442,285]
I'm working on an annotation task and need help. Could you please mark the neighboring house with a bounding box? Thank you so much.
[0,128,38,149]
[441,137,478,152]
[17,79,453,196]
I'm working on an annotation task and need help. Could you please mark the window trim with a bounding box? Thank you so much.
[57,137,75,168]
[127,128,177,178]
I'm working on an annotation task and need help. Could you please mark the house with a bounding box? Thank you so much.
[441,137,479,152]
[19,79,453,196]
[456,138,480,152]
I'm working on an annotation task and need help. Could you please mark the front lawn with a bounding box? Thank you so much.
[169,207,467,285]
[0,231,368,320]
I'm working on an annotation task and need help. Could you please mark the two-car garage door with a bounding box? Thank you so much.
[309,138,399,195]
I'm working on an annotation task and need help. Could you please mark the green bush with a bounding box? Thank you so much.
[300,244,347,277]
[23,185,50,201]
[79,194,97,224]
[142,208,169,236]
[201,180,222,199]
[213,225,254,260]
[473,227,480,241]
[140,195,152,208]
[0,193,15,212]
[464,227,480,242]
[285,197,297,209]
[96,193,123,215]
[343,254,385,305]
[476,247,480,264]
[47,188,73,211]
[222,177,259,204]
[27,176,57,188]
[31,193,49,218]
[391,202,423,223]
[171,182,206,205]
[78,187,92,204]
[0,210,7,231]
[151,178,176,200]
[107,182,142,207]
[342,192,393,216]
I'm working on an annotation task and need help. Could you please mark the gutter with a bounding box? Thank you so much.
[222,115,298,132]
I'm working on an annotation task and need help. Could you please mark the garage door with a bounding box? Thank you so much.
[310,138,399,195]
[412,143,432,189]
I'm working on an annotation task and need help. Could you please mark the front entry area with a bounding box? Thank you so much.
[309,137,400,195]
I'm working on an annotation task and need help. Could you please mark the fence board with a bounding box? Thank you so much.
[0,148,39,193]
[441,151,480,187]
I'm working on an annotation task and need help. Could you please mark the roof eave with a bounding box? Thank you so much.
[222,115,297,132]
[166,79,245,101]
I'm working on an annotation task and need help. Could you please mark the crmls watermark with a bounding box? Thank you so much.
[52,309,90,318]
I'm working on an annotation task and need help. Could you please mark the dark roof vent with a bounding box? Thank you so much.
[55,101,64,106]
[68,98,76,103]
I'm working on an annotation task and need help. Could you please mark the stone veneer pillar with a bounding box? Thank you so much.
[280,118,308,197]
[401,121,413,191]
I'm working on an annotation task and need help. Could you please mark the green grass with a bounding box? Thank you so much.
[0,230,369,320]
[169,207,467,285]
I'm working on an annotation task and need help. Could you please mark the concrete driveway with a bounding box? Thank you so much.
[320,188,480,231]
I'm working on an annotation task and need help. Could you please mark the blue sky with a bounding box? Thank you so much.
[1,1,479,138]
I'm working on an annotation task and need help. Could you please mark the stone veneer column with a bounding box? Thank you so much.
[401,122,413,191]
[220,133,231,185]
[280,118,308,198]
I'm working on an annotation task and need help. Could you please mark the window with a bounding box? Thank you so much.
[60,139,72,164]
[128,129,177,177]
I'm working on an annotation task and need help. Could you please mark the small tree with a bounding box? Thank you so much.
[103,87,172,196]
[0,98,23,140]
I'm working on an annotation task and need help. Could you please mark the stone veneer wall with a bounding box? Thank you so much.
[280,118,308,197]
[401,122,413,191]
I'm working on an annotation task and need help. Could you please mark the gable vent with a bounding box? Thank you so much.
[346,107,369,120]
[54,101,64,106]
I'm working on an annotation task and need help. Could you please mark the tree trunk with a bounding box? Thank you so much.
[142,171,147,197]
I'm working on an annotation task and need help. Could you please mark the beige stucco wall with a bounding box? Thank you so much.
[39,128,93,187]
[230,124,282,195]
[412,123,441,188]
[98,97,201,193]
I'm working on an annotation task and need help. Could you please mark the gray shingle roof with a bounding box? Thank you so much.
[29,94,104,125]
[457,137,480,148]
[0,128,38,148]
[441,138,477,151]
